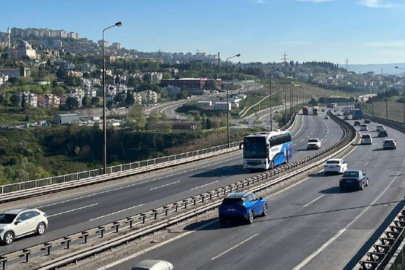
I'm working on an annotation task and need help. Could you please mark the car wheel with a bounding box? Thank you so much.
[247,210,254,224]
[261,203,268,217]
[37,222,46,235]
[366,179,369,186]
[4,231,14,245]
[324,172,328,176]
[360,183,364,190]
[219,217,227,225]
[339,186,344,192]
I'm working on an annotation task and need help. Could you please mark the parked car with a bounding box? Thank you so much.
[307,138,322,150]
[132,260,174,270]
[354,121,361,126]
[364,119,371,123]
[339,170,369,191]
[324,159,348,175]
[378,129,388,137]
[361,134,373,145]
[360,124,368,131]
[376,125,385,132]
[383,139,396,150]
[218,192,267,224]
[0,208,48,245]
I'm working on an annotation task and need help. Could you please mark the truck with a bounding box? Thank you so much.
[352,109,363,120]
[302,106,309,115]
[343,107,351,116]
[313,106,319,115]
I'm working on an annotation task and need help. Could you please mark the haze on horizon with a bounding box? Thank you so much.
[1,0,405,65]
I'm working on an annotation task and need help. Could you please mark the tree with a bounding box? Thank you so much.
[83,72,91,79]
[52,86,65,95]
[143,73,151,84]
[65,97,79,110]
[10,94,20,107]
[205,80,218,90]
[91,97,100,106]
[126,105,146,131]
[114,92,125,105]
[82,96,89,107]
[147,110,160,131]
[125,90,135,106]
[114,75,120,85]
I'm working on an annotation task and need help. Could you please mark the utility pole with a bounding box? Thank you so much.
[386,88,388,119]
[217,52,220,77]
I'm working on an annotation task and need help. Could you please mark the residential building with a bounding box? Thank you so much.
[84,88,97,98]
[53,113,80,124]
[111,42,121,49]
[133,92,142,105]
[0,74,8,86]
[19,92,37,108]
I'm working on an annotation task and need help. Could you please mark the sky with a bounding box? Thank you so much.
[1,0,405,65]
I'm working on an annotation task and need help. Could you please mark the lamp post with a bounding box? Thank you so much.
[102,21,122,174]
[225,54,240,148]
[268,68,279,131]
[395,66,405,123]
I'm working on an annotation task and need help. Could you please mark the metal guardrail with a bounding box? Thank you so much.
[355,116,405,270]
[0,110,356,270]
[0,142,241,195]
[0,143,240,204]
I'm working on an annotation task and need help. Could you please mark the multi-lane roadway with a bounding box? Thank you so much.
[0,109,341,260]
[105,111,405,270]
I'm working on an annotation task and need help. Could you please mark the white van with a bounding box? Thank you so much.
[132,260,174,270]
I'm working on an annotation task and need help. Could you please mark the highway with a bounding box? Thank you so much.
[0,109,342,257]
[106,112,405,270]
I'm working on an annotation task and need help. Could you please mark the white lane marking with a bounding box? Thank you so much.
[47,203,98,217]
[303,195,324,208]
[191,180,219,191]
[211,233,259,261]
[364,161,369,166]
[38,157,239,208]
[293,171,402,270]
[97,219,218,270]
[301,139,304,142]
[375,152,378,155]
[150,181,180,191]
[89,204,144,221]
[292,115,304,138]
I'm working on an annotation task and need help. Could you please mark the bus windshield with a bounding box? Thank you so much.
[243,137,267,158]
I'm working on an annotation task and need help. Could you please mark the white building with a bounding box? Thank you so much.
[84,88,97,98]
[197,100,212,107]
[140,90,158,104]
[19,92,38,108]
[133,92,142,105]
[0,74,8,86]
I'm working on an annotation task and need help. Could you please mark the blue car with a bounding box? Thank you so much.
[218,192,267,224]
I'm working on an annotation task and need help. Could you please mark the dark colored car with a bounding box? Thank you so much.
[218,192,267,224]
[343,116,349,120]
[378,129,388,137]
[364,119,371,123]
[383,139,396,150]
[354,121,361,126]
[339,170,369,191]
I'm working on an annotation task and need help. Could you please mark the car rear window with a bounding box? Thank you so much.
[362,134,371,138]
[361,125,367,127]
[343,171,359,177]
[308,139,318,142]
[0,214,16,224]
[326,160,339,164]
[384,140,394,143]
[222,198,244,205]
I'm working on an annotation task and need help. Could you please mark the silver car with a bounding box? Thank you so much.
[0,208,48,245]
[132,260,174,270]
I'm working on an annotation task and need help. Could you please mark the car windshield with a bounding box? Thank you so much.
[222,198,244,205]
[243,137,267,158]
[343,171,360,177]
[308,139,318,143]
[326,160,340,164]
[0,214,17,224]
[384,140,394,143]
[362,135,370,138]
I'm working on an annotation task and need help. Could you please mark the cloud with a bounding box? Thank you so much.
[367,40,405,47]
[359,0,396,8]
[297,0,335,3]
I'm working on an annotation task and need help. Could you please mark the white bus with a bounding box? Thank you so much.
[240,130,293,170]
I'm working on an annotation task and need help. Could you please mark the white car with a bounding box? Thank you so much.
[376,125,385,132]
[360,124,368,131]
[307,138,321,150]
[361,134,373,145]
[324,159,348,175]
[132,260,174,270]
[0,208,48,245]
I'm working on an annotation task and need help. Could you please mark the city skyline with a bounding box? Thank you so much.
[1,0,405,65]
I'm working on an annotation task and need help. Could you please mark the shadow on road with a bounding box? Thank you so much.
[183,217,247,231]
[191,165,245,178]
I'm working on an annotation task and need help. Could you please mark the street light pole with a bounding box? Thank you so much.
[386,87,388,120]
[102,21,122,174]
[395,66,405,123]
[225,54,240,148]
[268,68,279,131]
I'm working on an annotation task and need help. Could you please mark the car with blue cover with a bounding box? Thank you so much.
[218,192,267,224]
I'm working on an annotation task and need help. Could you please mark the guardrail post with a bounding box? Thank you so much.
[44,242,52,255]
[0,258,6,270]
[23,249,30,263]
[127,217,134,228]
[82,231,89,243]
[113,221,120,233]
[183,200,188,209]
[63,237,71,249]
[141,213,147,223]
[98,226,105,238]
[164,207,169,216]
[153,210,159,219]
